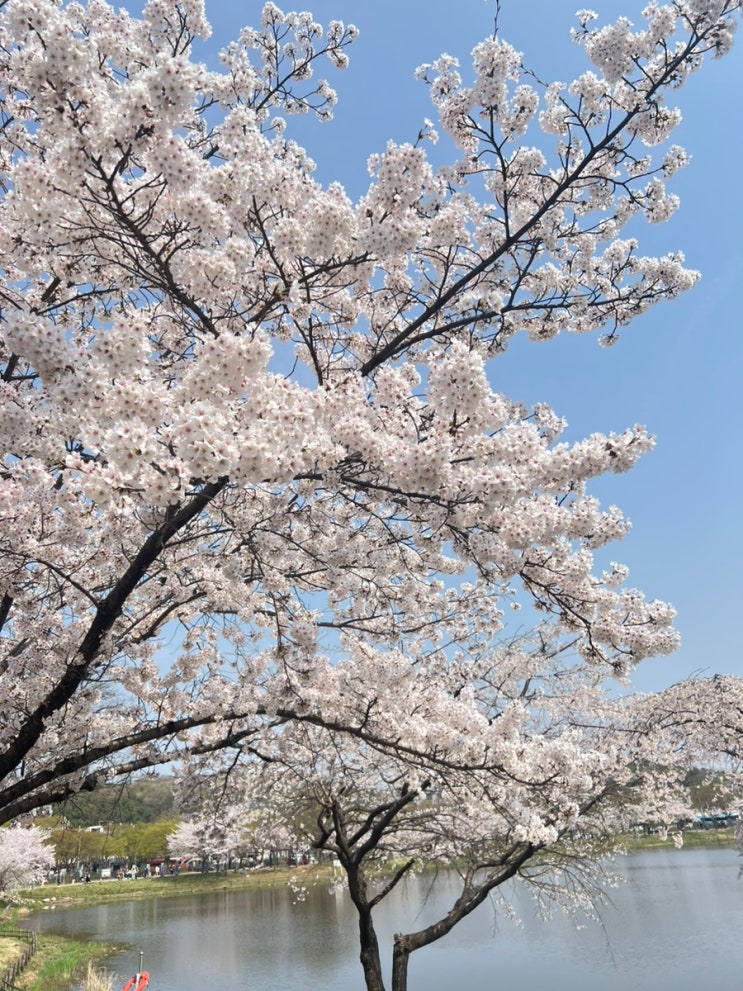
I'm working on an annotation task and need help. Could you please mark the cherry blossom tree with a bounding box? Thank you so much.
[632,675,743,822]
[166,818,220,870]
[181,628,698,991]
[0,0,740,847]
[169,790,295,870]
[0,823,55,892]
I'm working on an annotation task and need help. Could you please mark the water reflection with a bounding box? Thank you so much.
[29,847,743,991]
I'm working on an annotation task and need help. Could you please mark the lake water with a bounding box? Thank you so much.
[28,847,743,991]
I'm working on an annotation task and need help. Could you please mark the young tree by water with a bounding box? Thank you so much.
[186,629,696,991]
[0,0,740,861]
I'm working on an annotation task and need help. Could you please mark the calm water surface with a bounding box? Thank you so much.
[29,847,743,990]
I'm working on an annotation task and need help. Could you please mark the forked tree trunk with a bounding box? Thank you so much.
[391,936,411,991]
[389,879,498,991]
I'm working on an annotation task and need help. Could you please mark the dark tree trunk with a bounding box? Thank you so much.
[357,903,387,991]
[391,936,411,991]
[346,860,387,991]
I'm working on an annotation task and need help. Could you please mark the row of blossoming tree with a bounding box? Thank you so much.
[2,0,743,988]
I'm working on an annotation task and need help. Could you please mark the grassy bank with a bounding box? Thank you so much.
[621,827,736,854]
[18,862,330,911]
[1,912,116,991]
[11,934,117,991]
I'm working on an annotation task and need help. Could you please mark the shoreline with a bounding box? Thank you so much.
[3,830,736,990]
[18,825,737,915]
[2,865,328,991]
[17,862,331,912]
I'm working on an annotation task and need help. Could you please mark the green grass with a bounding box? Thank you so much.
[10,933,117,991]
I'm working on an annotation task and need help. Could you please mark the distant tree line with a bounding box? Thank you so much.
[52,777,176,827]
[46,817,178,873]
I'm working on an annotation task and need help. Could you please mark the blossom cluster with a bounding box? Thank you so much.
[0,824,54,892]
[0,0,740,833]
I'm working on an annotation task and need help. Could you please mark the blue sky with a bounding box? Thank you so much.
[197,1,742,693]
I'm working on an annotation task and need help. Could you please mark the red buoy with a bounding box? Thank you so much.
[121,971,149,991]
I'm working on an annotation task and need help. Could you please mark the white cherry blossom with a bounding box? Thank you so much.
[0,0,740,896]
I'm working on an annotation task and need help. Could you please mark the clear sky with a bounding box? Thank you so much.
[196,1,742,693]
